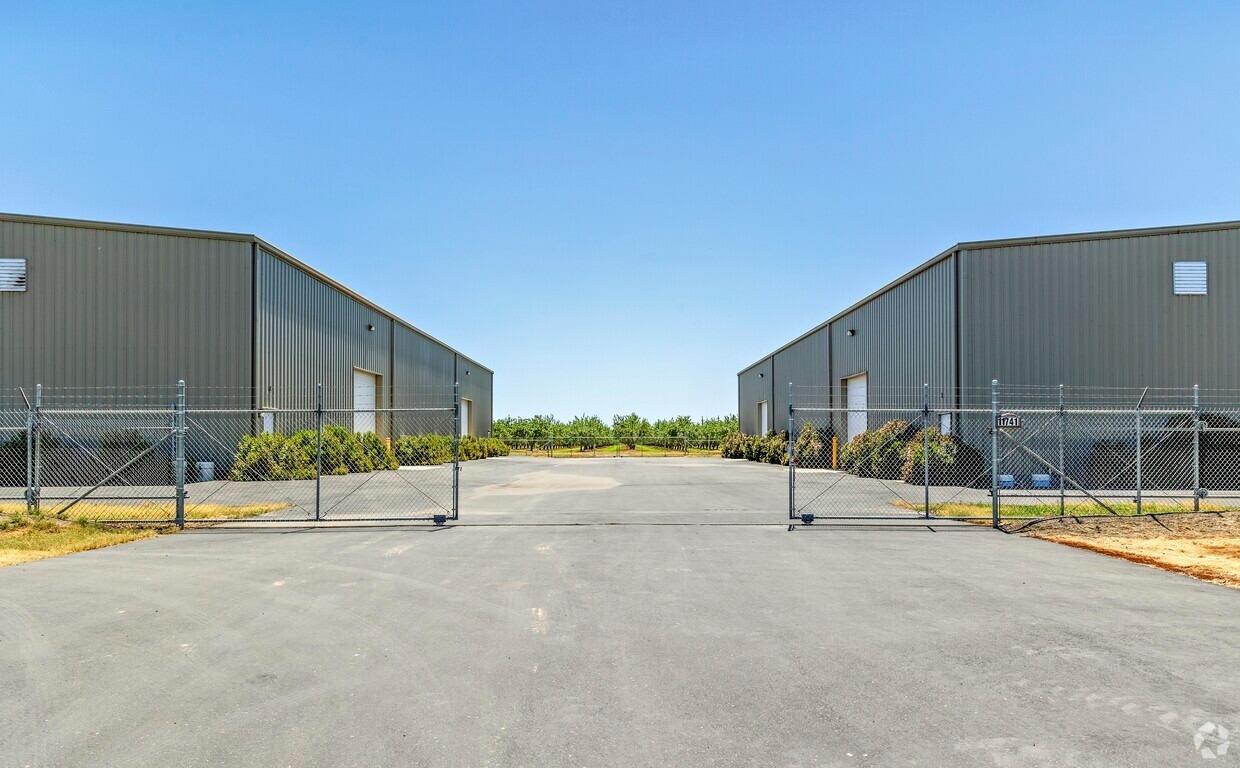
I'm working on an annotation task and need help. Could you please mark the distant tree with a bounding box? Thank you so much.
[612,413,651,448]
[565,414,612,450]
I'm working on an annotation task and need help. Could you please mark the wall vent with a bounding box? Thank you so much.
[0,258,26,291]
[1173,261,1207,295]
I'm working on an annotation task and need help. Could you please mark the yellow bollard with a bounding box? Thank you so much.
[831,436,839,469]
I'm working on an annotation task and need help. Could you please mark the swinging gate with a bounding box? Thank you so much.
[789,382,1240,528]
[0,382,461,526]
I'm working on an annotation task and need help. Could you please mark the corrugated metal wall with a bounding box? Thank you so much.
[772,325,829,429]
[830,256,957,418]
[258,248,494,433]
[737,358,774,434]
[0,219,252,397]
[255,248,393,410]
[960,228,1240,405]
[393,323,455,394]
[457,356,493,437]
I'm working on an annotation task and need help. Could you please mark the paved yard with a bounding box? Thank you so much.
[1,457,1237,767]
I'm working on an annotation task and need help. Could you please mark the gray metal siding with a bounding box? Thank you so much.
[830,256,957,416]
[254,248,392,410]
[0,219,252,397]
[959,228,1240,404]
[772,325,829,429]
[393,323,455,395]
[457,356,493,437]
[737,359,774,435]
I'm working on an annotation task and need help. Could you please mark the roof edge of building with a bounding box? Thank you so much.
[0,211,493,375]
[737,217,1240,376]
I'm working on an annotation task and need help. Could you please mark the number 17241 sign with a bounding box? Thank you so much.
[995,412,1023,430]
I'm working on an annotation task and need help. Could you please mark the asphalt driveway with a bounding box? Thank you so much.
[1,457,1237,767]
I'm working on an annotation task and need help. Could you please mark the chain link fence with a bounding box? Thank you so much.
[0,382,461,526]
[789,382,1240,529]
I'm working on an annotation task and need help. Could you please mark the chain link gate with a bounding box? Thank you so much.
[788,384,996,527]
[0,381,462,526]
[788,381,1240,530]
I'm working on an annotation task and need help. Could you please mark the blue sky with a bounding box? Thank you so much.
[3,2,1239,419]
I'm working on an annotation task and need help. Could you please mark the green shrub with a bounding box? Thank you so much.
[394,434,454,465]
[231,427,398,479]
[720,431,746,459]
[763,433,789,465]
[230,432,315,481]
[793,422,834,466]
[393,434,509,465]
[900,428,989,487]
[359,432,399,470]
[840,419,913,479]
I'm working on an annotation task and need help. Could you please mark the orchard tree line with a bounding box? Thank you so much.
[492,413,739,448]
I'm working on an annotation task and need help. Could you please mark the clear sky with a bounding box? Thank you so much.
[3,2,1239,419]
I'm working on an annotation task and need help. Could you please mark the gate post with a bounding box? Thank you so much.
[24,387,35,514]
[1134,400,1143,516]
[1192,384,1201,512]
[991,379,1000,529]
[315,383,323,521]
[174,380,186,529]
[923,383,930,519]
[31,384,42,514]
[787,382,795,522]
[1058,384,1066,516]
[451,381,461,521]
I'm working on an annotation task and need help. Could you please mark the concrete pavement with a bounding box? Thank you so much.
[1,457,1237,767]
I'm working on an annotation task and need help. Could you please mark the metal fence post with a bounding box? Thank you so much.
[174,380,186,529]
[787,382,795,522]
[1058,384,1066,516]
[24,389,34,514]
[923,382,930,519]
[991,379,1000,529]
[1134,411,1142,516]
[1192,384,1201,512]
[315,383,323,521]
[31,383,42,514]
[452,381,461,520]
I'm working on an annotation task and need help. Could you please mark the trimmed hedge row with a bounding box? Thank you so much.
[231,429,508,480]
[840,420,987,485]
[394,435,509,465]
[718,421,985,486]
[231,425,398,480]
[720,431,788,465]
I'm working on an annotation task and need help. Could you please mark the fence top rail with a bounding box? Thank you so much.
[38,408,177,416]
[790,405,1201,416]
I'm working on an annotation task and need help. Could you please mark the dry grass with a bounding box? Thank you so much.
[892,498,1237,520]
[1023,511,1240,588]
[0,501,287,521]
[889,498,1240,587]
[185,503,290,520]
[0,515,161,567]
[0,500,288,567]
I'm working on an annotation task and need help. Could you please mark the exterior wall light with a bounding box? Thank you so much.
[846,329,856,336]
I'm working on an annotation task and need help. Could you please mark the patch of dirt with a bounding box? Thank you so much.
[1023,511,1240,588]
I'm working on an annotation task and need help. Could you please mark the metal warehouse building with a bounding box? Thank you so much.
[739,220,1239,439]
[0,212,492,436]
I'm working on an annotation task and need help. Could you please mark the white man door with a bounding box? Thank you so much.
[846,373,868,441]
[758,400,769,434]
[460,398,472,437]
[353,369,378,434]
